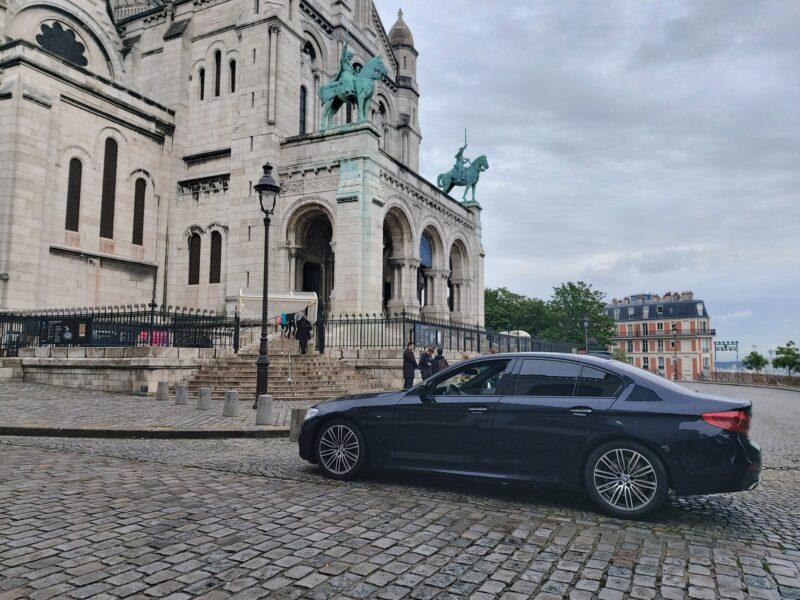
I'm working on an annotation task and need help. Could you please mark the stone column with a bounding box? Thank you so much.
[287,245,300,290]
[267,24,280,124]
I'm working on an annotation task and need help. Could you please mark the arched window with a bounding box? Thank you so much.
[229,60,236,93]
[132,178,146,246]
[214,50,221,97]
[199,68,205,100]
[299,85,307,134]
[100,138,118,239]
[419,233,433,269]
[209,231,222,284]
[188,233,201,285]
[65,158,82,232]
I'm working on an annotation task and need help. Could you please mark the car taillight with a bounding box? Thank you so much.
[702,410,750,434]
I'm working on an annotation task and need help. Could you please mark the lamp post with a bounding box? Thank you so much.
[671,323,678,380]
[582,316,589,354]
[253,164,281,408]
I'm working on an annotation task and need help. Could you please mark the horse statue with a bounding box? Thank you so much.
[437,154,489,203]
[318,55,388,130]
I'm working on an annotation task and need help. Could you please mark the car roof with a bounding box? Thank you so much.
[473,352,614,366]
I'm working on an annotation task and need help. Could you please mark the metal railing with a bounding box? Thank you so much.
[0,304,236,356]
[318,312,577,354]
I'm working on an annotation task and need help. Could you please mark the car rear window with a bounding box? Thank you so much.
[576,366,624,397]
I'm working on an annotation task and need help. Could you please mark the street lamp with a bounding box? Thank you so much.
[582,316,589,354]
[253,163,281,408]
[671,323,678,380]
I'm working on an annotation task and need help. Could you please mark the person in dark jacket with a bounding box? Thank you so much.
[419,346,434,380]
[402,342,418,389]
[296,315,313,354]
[432,348,449,375]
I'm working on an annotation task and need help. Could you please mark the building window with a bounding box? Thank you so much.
[214,50,221,97]
[100,138,118,239]
[199,68,205,100]
[627,307,634,318]
[65,158,82,232]
[627,340,634,353]
[642,322,649,336]
[657,339,664,351]
[658,357,665,370]
[657,305,663,315]
[614,308,620,320]
[188,233,201,285]
[657,322,664,332]
[299,85,307,134]
[642,306,649,319]
[702,339,710,352]
[132,178,146,246]
[703,357,710,370]
[643,357,650,370]
[229,60,236,93]
[209,231,222,284]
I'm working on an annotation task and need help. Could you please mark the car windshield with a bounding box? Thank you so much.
[608,360,696,393]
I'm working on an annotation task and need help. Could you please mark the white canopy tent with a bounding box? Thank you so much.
[236,289,318,323]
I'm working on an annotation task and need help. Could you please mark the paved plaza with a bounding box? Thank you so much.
[0,383,314,434]
[0,383,799,599]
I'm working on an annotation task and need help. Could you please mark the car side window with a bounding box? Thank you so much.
[514,359,580,397]
[576,366,624,397]
[431,360,510,396]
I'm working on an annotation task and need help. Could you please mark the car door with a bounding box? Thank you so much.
[492,359,624,486]
[392,358,512,473]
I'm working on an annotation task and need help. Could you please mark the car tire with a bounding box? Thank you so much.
[584,440,669,519]
[315,419,367,481]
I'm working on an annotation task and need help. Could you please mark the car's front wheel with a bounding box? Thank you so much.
[584,441,668,519]
[315,419,366,480]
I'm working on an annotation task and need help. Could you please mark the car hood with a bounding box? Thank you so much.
[319,389,401,404]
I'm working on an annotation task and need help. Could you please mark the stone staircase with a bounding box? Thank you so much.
[180,336,385,402]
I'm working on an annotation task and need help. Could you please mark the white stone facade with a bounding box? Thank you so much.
[0,0,485,325]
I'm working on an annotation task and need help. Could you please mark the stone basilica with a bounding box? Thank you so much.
[0,0,485,324]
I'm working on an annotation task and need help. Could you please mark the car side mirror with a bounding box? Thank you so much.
[419,382,434,403]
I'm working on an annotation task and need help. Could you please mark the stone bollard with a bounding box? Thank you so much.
[156,381,169,401]
[289,408,308,443]
[255,394,273,425]
[197,387,212,411]
[175,384,188,406]
[223,390,240,417]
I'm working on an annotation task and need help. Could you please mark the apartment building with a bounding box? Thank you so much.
[605,291,715,380]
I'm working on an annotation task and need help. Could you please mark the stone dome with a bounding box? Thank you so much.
[388,9,414,48]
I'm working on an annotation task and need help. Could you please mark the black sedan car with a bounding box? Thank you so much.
[298,353,761,518]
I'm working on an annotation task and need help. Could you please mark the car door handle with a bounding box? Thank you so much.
[468,406,488,413]
[570,407,593,416]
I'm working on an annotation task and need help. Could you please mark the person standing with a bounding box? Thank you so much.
[296,314,313,354]
[432,348,449,375]
[402,342,418,389]
[287,312,296,339]
[419,346,434,380]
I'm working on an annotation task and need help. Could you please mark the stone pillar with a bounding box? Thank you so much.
[267,24,280,125]
[422,269,450,320]
[287,245,300,290]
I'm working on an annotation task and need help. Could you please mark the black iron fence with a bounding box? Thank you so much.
[318,313,577,354]
[0,304,236,356]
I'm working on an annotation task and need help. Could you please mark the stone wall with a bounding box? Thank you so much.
[14,346,231,393]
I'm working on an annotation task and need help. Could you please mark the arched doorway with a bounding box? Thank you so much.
[417,224,446,319]
[448,240,469,322]
[286,206,334,311]
[382,207,414,315]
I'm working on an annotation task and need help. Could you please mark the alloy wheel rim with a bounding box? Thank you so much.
[593,448,657,511]
[319,424,360,475]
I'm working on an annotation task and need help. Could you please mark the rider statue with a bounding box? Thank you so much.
[453,143,471,184]
[334,34,356,93]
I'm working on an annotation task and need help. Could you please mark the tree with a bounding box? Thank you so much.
[742,350,768,373]
[541,281,615,346]
[611,347,628,362]
[484,287,550,335]
[772,341,800,375]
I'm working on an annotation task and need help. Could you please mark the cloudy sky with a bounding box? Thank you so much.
[373,0,800,359]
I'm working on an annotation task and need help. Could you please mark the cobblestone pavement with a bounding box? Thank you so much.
[0,383,315,431]
[1,384,799,599]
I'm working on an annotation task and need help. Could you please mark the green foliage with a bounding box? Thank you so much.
[484,287,549,336]
[742,351,768,372]
[772,341,800,375]
[483,281,614,346]
[611,347,629,362]
[540,281,615,346]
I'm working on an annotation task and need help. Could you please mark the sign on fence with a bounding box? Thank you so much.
[42,318,92,345]
[415,323,443,348]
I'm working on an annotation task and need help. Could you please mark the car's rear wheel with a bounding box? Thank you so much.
[584,441,668,519]
[315,419,366,480]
